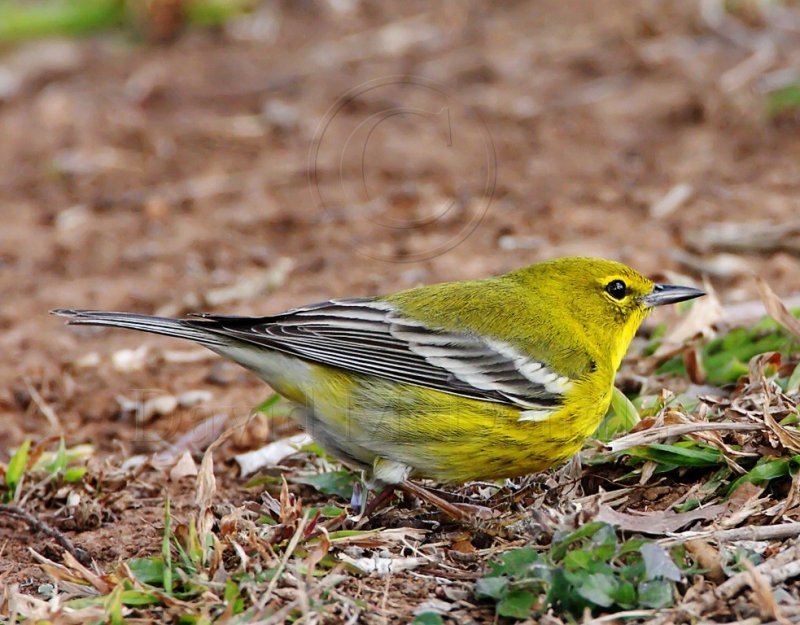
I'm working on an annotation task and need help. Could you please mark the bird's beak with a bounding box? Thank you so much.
[642,283,705,307]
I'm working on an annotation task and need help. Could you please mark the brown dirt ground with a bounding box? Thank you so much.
[1,0,799,620]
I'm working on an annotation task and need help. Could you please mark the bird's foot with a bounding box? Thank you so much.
[400,480,497,522]
[351,476,497,525]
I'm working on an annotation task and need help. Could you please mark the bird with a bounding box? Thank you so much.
[52,257,703,517]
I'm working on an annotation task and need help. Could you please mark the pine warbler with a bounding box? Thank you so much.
[53,257,702,486]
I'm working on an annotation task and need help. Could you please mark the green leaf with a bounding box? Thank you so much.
[5,439,31,493]
[291,470,355,500]
[493,546,541,577]
[767,84,800,117]
[588,523,618,549]
[728,458,792,494]
[253,394,282,416]
[474,577,508,600]
[576,573,618,608]
[787,362,800,395]
[325,529,378,540]
[242,474,282,489]
[128,558,165,585]
[307,505,346,518]
[595,388,641,442]
[105,584,125,625]
[64,467,88,482]
[628,442,721,467]
[550,522,606,561]
[119,590,161,607]
[723,544,763,575]
[563,549,592,571]
[611,387,641,431]
[477,522,685,619]
[0,0,124,43]
[224,579,244,614]
[45,437,68,475]
[185,0,255,27]
[637,579,674,608]
[162,497,173,594]
[610,579,636,608]
[616,538,647,557]
[656,320,800,385]
[71,588,151,617]
[640,543,682,582]
[549,568,588,614]
[412,612,444,625]
[497,589,536,618]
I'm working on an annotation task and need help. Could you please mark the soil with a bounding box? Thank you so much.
[1,0,799,620]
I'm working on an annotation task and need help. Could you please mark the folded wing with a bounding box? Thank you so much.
[189,298,570,411]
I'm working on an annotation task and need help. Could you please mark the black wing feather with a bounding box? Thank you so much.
[187,298,564,409]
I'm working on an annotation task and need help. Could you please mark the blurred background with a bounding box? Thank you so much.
[0,0,800,608]
[2,0,800,447]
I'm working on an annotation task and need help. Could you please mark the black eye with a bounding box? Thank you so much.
[605,279,627,300]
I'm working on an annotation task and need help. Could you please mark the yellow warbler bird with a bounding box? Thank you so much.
[52,257,702,495]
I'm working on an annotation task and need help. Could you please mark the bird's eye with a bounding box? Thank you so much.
[605,279,627,300]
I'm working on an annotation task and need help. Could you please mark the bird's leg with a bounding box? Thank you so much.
[367,458,491,521]
[359,484,399,519]
[399,480,472,521]
[354,480,474,523]
[350,470,400,523]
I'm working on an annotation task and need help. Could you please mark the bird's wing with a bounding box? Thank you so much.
[189,298,570,411]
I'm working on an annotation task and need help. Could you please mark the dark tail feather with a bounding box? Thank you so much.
[50,309,229,347]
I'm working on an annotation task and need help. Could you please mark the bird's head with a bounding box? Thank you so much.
[512,257,704,369]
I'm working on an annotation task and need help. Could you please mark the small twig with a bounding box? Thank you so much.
[712,542,800,600]
[400,480,489,521]
[606,422,764,453]
[23,377,61,431]
[0,504,89,564]
[257,510,311,611]
[660,521,800,546]
[653,540,800,625]
[720,40,777,92]
[742,559,790,625]
[583,609,659,625]
[700,0,762,49]
[252,570,347,625]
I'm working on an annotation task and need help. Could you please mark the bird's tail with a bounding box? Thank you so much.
[50,309,229,347]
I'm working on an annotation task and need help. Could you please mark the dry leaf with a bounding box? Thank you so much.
[654,282,723,357]
[234,433,312,476]
[304,529,332,579]
[451,539,476,554]
[743,558,790,625]
[755,276,800,339]
[763,401,800,454]
[196,448,217,540]
[170,450,198,481]
[685,540,724,583]
[595,503,726,535]
[684,346,707,384]
[338,553,423,575]
[327,527,427,548]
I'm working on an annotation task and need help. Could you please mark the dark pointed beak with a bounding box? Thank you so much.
[642,283,705,307]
